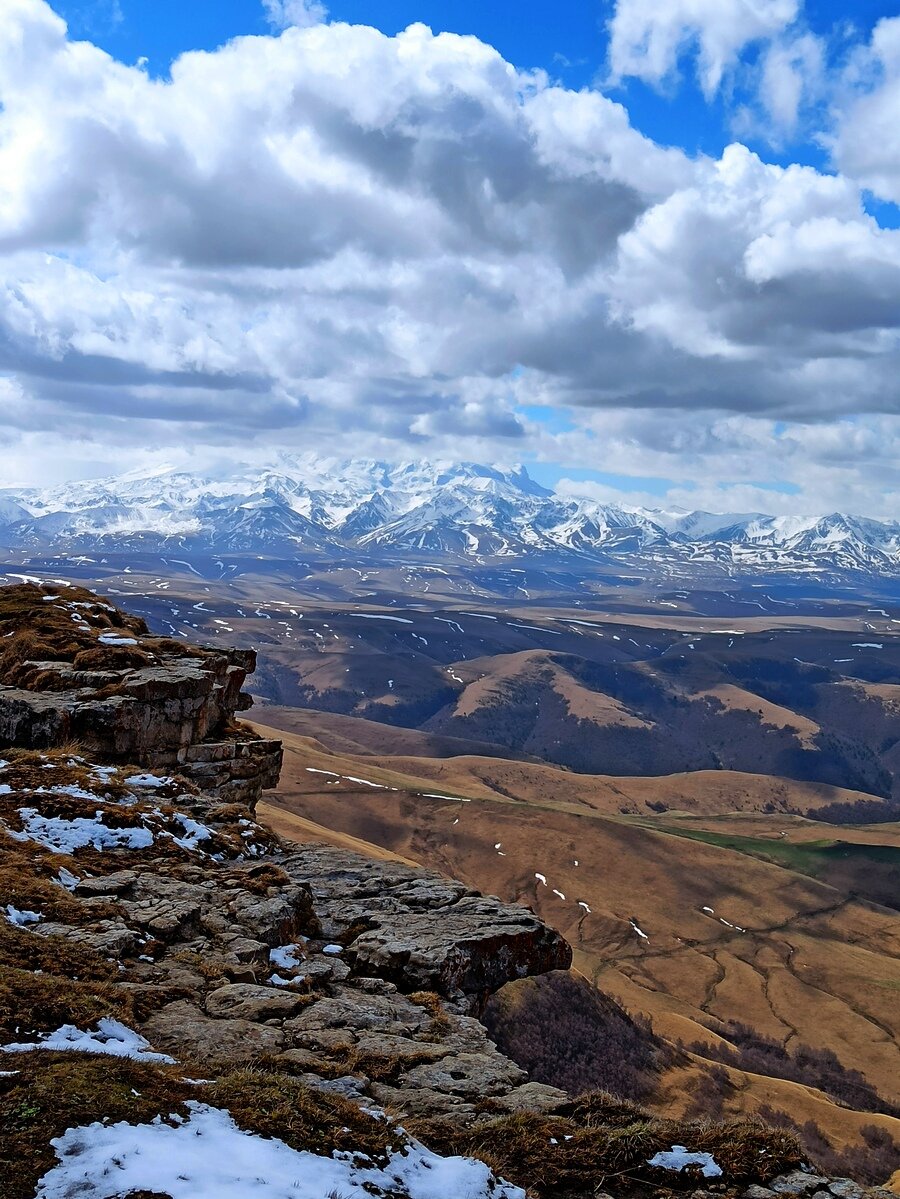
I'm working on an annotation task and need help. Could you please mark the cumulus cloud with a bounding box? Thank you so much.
[831,17,900,204]
[607,0,800,97]
[0,0,896,514]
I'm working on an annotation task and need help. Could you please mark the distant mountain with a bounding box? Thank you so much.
[0,456,898,578]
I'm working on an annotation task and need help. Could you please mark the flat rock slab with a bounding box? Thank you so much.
[278,845,571,1007]
[142,1000,286,1059]
[205,983,309,1021]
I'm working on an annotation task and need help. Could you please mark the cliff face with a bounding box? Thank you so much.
[0,583,282,807]
[0,582,889,1199]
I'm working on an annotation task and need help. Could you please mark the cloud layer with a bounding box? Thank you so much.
[0,0,898,515]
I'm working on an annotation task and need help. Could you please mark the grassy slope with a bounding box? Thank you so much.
[256,720,900,1153]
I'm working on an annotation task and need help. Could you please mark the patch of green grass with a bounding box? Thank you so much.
[661,825,900,879]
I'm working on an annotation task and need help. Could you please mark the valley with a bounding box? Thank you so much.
[1,466,898,1171]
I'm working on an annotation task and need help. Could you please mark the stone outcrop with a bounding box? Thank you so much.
[278,845,572,1011]
[0,582,281,808]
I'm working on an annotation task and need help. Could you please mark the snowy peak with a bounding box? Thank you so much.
[0,458,897,578]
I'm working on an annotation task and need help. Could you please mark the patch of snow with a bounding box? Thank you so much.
[46,783,101,802]
[552,889,566,901]
[322,944,343,955]
[534,873,548,886]
[56,868,79,891]
[5,904,42,927]
[435,617,465,634]
[34,1102,525,1199]
[350,613,413,624]
[126,773,172,788]
[269,945,302,970]
[2,1018,175,1064]
[648,1146,722,1179]
[98,633,138,646]
[630,919,650,941]
[10,808,154,855]
[269,974,297,988]
[578,901,592,913]
[852,642,883,649]
[170,815,213,853]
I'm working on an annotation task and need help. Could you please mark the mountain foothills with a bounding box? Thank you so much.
[5,580,893,1199]
[0,462,899,1191]
[2,457,899,579]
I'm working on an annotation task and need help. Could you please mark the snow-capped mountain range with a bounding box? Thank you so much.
[1,457,898,578]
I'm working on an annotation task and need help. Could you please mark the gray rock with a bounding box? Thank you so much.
[351,1033,449,1063]
[828,1183,866,1199]
[772,1174,831,1195]
[38,919,138,958]
[291,1028,358,1052]
[368,1081,478,1119]
[400,1050,528,1099]
[285,988,432,1037]
[489,1081,569,1113]
[278,845,572,1010]
[73,871,138,897]
[142,1001,285,1059]
[205,983,308,1021]
[297,1073,369,1099]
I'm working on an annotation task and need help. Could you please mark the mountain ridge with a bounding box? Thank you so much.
[1,457,898,578]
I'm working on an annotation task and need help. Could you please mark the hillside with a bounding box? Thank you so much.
[9,581,894,1196]
[256,717,900,1171]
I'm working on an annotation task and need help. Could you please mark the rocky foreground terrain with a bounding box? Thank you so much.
[0,581,897,1197]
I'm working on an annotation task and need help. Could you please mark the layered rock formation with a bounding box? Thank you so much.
[0,582,282,807]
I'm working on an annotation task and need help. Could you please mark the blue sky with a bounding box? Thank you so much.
[1,0,899,516]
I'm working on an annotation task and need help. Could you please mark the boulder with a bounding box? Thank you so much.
[205,983,308,1021]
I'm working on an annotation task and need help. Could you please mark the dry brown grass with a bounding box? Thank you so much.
[202,1067,394,1159]
[0,965,132,1039]
[412,1094,803,1197]
[409,991,453,1040]
[0,581,208,696]
[0,923,118,983]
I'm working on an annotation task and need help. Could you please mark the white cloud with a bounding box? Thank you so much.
[758,31,825,134]
[0,1,896,515]
[607,0,800,98]
[831,17,900,203]
[262,0,327,30]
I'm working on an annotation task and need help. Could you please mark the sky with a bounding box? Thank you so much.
[1,0,900,517]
